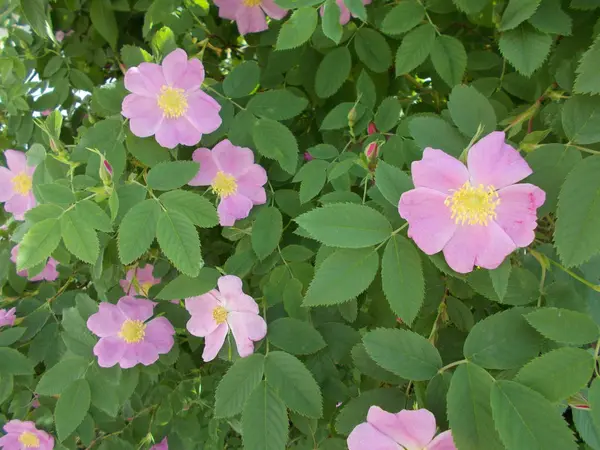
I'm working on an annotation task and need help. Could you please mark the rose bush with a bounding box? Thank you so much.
[1,0,600,449]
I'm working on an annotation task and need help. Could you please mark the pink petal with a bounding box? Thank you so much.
[337,0,352,24]
[144,317,175,354]
[467,132,532,189]
[87,303,126,337]
[368,407,436,449]
[30,258,59,282]
[236,6,268,35]
[150,437,169,450]
[124,63,165,97]
[176,58,205,92]
[495,183,545,247]
[5,193,36,220]
[412,148,469,194]
[228,311,267,357]
[236,163,267,187]
[120,276,136,296]
[124,99,164,138]
[217,194,253,226]
[203,323,229,361]
[428,431,457,450]
[260,0,288,19]
[117,297,155,321]
[161,49,189,87]
[120,341,160,368]
[183,91,222,134]
[4,149,27,173]
[347,423,400,450]
[154,121,180,149]
[174,116,203,146]
[0,167,15,202]
[154,117,203,148]
[237,182,267,204]
[218,275,259,313]
[398,188,457,255]
[189,148,219,186]
[3,420,37,434]
[212,140,255,177]
[94,336,127,368]
[214,0,240,19]
[0,435,20,449]
[185,292,222,337]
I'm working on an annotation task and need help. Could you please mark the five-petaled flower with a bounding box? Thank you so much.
[214,0,288,35]
[185,275,267,362]
[0,308,16,328]
[320,0,372,25]
[0,150,37,220]
[121,49,222,149]
[11,245,59,282]
[348,407,456,450]
[399,131,545,274]
[120,265,161,297]
[87,297,175,368]
[0,420,54,450]
[189,139,267,226]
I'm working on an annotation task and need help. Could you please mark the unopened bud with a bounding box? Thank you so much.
[368,122,377,135]
[99,158,113,185]
[365,142,379,161]
[347,108,357,127]
[55,30,65,42]
[303,152,313,162]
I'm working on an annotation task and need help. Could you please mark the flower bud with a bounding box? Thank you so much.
[347,107,357,128]
[55,30,65,42]
[368,122,377,135]
[365,141,379,161]
[99,158,113,185]
[303,152,313,162]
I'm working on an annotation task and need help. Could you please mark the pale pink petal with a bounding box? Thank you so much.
[189,148,219,186]
[125,101,164,138]
[0,435,19,449]
[120,341,159,367]
[173,117,203,146]
[337,0,352,24]
[174,58,205,92]
[261,0,288,19]
[120,275,136,296]
[122,94,158,118]
[347,423,400,450]
[144,317,175,354]
[117,297,155,321]
[4,420,37,434]
[218,194,253,226]
[87,303,126,337]
[468,132,532,189]
[185,292,222,337]
[124,63,165,97]
[203,323,229,361]
[4,150,27,173]
[5,193,35,220]
[214,0,240,19]
[150,437,169,450]
[236,6,268,35]
[218,275,259,313]
[428,431,457,450]
[185,91,222,133]
[495,183,545,247]
[212,140,255,176]
[237,182,267,204]
[0,166,15,202]
[398,188,457,255]
[94,336,127,368]
[368,408,435,449]
[237,164,267,187]
[154,121,180,149]
[161,49,189,87]
[228,311,267,357]
[137,264,156,282]
[30,258,59,282]
[412,148,469,194]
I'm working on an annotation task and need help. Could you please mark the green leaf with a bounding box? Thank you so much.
[0,327,25,346]
[120,45,152,68]
[315,47,352,99]
[363,328,443,380]
[242,381,288,450]
[351,344,403,384]
[447,363,505,450]
[75,200,112,232]
[555,156,600,267]
[251,207,283,260]
[303,247,379,306]
[374,160,413,207]
[17,218,62,271]
[395,24,436,76]
[490,381,577,450]
[529,0,572,36]
[265,351,322,418]
[156,210,202,277]
[294,160,328,203]
[354,28,392,73]
[215,354,265,418]
[36,357,89,396]
[253,119,299,174]
[499,24,552,76]
[322,0,343,43]
[374,97,402,132]
[36,184,76,205]
[381,0,425,35]
[90,0,118,49]
[159,190,218,228]
[570,0,600,8]
[223,61,260,98]
[489,259,512,301]
[147,161,200,191]
[561,95,600,145]
[345,0,367,20]
[156,267,219,300]
[70,69,95,92]
[247,89,308,120]
[24,204,64,223]
[27,144,46,168]
[295,203,392,248]
[499,0,541,30]
[589,378,600,433]
[276,7,318,50]
[515,347,594,402]
[524,307,599,344]
[448,85,497,137]
[382,235,424,325]
[321,103,365,131]
[409,116,468,157]
[20,0,51,39]
[118,200,161,265]
[125,132,171,168]
[61,210,99,264]
[453,0,490,13]
[463,308,542,369]
[0,348,34,375]
[55,379,92,442]
[431,35,467,87]
[574,37,600,95]
[268,318,326,355]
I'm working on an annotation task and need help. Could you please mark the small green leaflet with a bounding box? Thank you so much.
[276,8,318,51]
[252,119,299,174]
[214,354,265,418]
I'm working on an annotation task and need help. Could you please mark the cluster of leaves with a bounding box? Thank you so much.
[1,0,600,449]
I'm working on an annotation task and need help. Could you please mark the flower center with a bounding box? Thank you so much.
[119,319,146,344]
[243,0,262,6]
[157,86,188,119]
[12,172,32,195]
[212,306,228,324]
[140,282,154,296]
[211,171,238,198]
[444,182,500,226]
[19,432,40,448]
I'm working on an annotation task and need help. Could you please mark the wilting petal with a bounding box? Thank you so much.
[228,311,267,357]
[495,183,545,247]
[412,148,469,194]
[218,275,260,314]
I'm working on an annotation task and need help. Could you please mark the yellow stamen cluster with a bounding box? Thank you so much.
[157,86,188,119]
[119,319,147,344]
[12,172,32,195]
[444,182,500,226]
[211,171,238,198]
[19,432,40,448]
[243,0,262,6]
[212,306,228,324]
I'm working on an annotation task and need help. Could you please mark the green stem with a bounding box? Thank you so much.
[547,257,600,292]
[438,359,468,373]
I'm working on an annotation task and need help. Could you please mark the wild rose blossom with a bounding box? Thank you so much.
[0,308,16,328]
[0,420,54,450]
[11,245,59,282]
[87,297,175,368]
[185,275,267,362]
[121,49,222,149]
[320,0,372,25]
[0,150,37,220]
[214,0,287,35]
[398,131,545,274]
[150,437,168,450]
[189,139,267,226]
[120,265,161,297]
[348,407,456,450]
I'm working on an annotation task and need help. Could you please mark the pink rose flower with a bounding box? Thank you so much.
[87,297,175,368]
[55,30,65,42]
[11,245,59,282]
[0,307,16,328]
[121,49,222,149]
[0,150,37,220]
[150,437,168,450]
[348,407,456,450]
[320,0,372,25]
[185,275,267,362]
[189,139,267,226]
[214,0,288,35]
[398,131,545,274]
[120,265,161,297]
[0,420,54,450]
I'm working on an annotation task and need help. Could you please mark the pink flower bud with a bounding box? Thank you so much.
[303,152,313,162]
[99,158,113,185]
[368,122,377,135]
[55,30,65,42]
[103,160,113,175]
[365,142,379,160]
[41,109,52,116]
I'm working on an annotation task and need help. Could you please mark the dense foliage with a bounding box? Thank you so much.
[1,0,600,449]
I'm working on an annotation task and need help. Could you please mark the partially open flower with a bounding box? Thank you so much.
[120,265,161,297]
